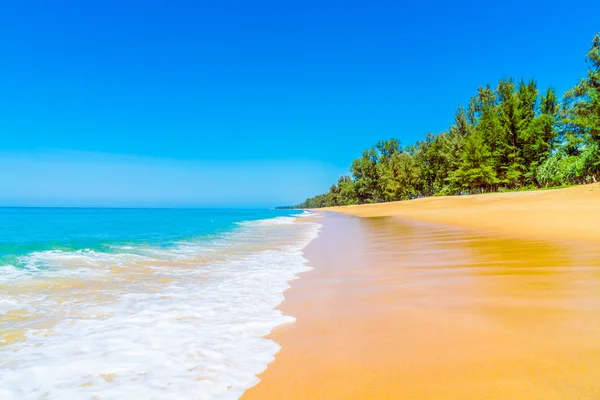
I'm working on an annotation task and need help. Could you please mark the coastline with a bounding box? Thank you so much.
[326,183,600,243]
[243,185,600,399]
[0,210,320,398]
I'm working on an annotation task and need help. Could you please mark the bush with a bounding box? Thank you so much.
[536,153,562,187]
[536,143,600,187]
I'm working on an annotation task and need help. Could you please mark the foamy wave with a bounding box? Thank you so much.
[0,255,107,284]
[291,210,316,218]
[235,216,297,227]
[0,216,322,399]
[0,249,153,284]
[20,249,150,268]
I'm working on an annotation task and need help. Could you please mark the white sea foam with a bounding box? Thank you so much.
[234,216,296,227]
[0,259,103,284]
[0,215,321,400]
[291,210,315,218]
[0,249,148,287]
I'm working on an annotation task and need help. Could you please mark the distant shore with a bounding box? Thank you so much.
[243,184,600,399]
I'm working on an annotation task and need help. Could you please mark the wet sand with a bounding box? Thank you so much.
[243,186,600,399]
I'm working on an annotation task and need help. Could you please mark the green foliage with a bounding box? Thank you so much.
[350,148,382,203]
[450,128,498,192]
[563,34,600,147]
[377,151,420,201]
[535,145,599,188]
[295,34,600,208]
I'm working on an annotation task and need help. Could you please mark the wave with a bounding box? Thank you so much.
[0,214,322,399]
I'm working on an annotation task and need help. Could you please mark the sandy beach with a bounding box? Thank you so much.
[243,184,600,399]
[327,183,600,243]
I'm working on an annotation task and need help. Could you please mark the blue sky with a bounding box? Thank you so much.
[1,0,599,207]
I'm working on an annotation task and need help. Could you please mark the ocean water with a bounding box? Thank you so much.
[0,208,321,399]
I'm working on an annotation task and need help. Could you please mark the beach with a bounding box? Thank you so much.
[327,183,600,243]
[243,184,600,399]
[3,1,599,398]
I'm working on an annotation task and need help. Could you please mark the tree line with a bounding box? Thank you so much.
[296,34,600,209]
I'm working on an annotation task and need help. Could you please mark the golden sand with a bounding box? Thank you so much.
[328,183,600,243]
[242,184,600,399]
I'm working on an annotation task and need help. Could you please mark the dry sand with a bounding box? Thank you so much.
[328,183,600,243]
[242,184,600,399]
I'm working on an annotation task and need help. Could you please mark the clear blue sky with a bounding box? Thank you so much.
[1,0,599,207]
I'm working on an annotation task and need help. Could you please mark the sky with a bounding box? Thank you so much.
[0,0,599,207]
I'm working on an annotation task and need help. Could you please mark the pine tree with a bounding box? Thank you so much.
[450,127,498,193]
[295,33,600,208]
[351,148,381,203]
[497,78,523,186]
[522,87,558,182]
[473,85,504,185]
[563,34,600,152]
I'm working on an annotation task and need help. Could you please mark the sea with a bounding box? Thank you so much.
[0,208,321,399]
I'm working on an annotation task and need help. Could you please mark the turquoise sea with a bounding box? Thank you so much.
[0,208,321,399]
[1,208,302,269]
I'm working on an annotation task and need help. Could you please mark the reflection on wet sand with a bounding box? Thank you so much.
[243,213,600,399]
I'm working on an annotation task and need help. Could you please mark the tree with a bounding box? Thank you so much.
[415,132,447,196]
[351,148,381,203]
[377,151,420,201]
[471,84,505,184]
[521,87,558,181]
[563,34,600,151]
[450,127,498,193]
[335,176,358,205]
[496,78,524,186]
[294,34,600,208]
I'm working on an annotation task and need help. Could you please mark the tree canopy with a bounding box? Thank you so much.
[295,34,600,209]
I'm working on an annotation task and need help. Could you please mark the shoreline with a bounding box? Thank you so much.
[0,211,319,397]
[243,184,600,399]
[326,183,600,243]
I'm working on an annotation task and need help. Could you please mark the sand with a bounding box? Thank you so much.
[242,184,600,399]
[327,183,600,243]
